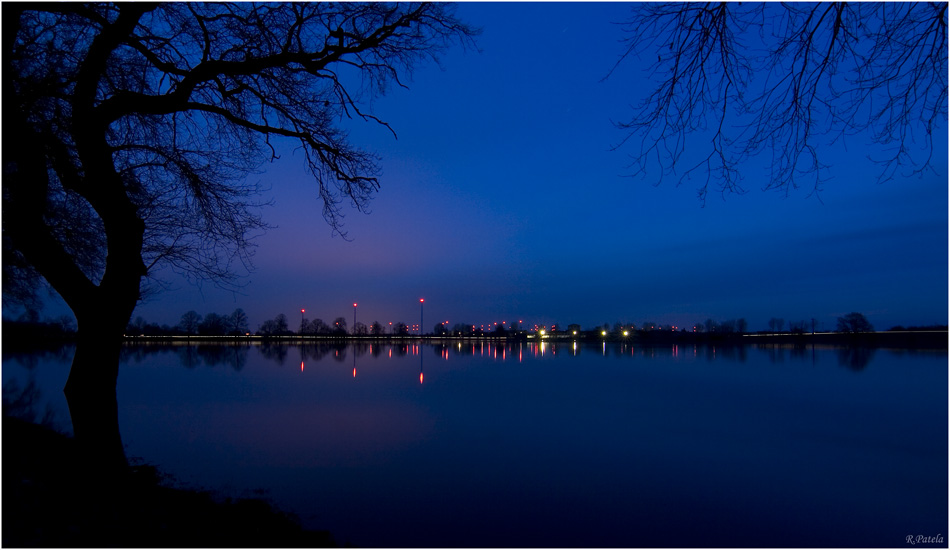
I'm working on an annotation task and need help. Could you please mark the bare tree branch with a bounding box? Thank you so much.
[608,2,947,202]
[4,2,477,331]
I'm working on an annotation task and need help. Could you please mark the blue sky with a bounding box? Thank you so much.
[39,3,950,332]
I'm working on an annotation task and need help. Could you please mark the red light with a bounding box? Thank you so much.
[420,298,424,303]
[301,309,305,313]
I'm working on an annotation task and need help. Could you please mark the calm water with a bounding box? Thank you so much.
[3,341,947,547]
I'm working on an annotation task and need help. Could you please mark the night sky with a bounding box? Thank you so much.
[48,3,950,332]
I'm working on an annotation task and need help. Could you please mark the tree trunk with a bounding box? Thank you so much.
[63,335,129,475]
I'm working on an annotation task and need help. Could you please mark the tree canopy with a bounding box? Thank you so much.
[609,2,947,202]
[3,2,475,333]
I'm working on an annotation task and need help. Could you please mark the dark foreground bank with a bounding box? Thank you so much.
[2,417,336,548]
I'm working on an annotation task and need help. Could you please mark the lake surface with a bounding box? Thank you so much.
[3,340,947,547]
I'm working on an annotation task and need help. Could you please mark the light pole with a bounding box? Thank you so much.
[300,309,305,330]
[419,298,424,336]
[353,303,357,334]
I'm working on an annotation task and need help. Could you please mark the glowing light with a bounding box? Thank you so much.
[300,361,304,372]
[419,372,424,384]
[353,367,357,378]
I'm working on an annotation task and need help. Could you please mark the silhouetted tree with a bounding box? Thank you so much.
[3,2,475,469]
[370,321,384,335]
[332,317,347,335]
[609,3,947,202]
[352,321,368,336]
[307,318,329,335]
[768,318,785,333]
[736,318,748,334]
[836,312,874,333]
[179,310,202,335]
[228,308,249,335]
[127,316,146,335]
[258,313,290,336]
[197,312,227,336]
[393,322,409,336]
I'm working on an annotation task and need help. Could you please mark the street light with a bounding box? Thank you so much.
[353,303,357,334]
[419,298,424,336]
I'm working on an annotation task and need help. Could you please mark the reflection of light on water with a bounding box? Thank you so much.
[419,372,424,384]
[353,367,357,378]
[301,361,304,372]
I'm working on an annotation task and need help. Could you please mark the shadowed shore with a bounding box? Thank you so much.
[2,416,337,548]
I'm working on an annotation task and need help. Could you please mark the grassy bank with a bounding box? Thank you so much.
[2,417,336,548]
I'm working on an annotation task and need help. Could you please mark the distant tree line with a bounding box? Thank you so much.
[126,309,249,336]
[119,308,940,339]
[2,310,77,348]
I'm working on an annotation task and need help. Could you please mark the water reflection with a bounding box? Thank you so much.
[121,342,252,371]
[2,377,59,428]
[837,346,876,371]
[110,340,894,373]
[3,340,946,547]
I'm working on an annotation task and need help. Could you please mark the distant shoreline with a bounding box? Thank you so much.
[118,330,948,349]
